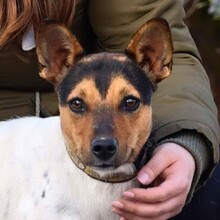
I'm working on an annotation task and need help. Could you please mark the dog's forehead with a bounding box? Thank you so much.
[65,76,141,104]
[58,52,153,105]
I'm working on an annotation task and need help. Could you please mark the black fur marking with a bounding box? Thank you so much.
[59,53,153,106]
[43,171,48,178]
[41,190,46,198]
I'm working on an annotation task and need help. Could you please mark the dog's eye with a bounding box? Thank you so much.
[68,98,86,114]
[120,96,140,112]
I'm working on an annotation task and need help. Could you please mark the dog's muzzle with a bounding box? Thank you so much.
[66,140,153,183]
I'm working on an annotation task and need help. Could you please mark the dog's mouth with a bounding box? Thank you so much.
[93,162,115,169]
[84,163,137,183]
[66,142,151,183]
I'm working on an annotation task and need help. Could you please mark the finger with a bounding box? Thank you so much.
[125,173,189,203]
[137,146,173,185]
[112,194,184,219]
[113,207,180,220]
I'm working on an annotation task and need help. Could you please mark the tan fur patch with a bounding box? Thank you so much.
[67,78,101,103]
[106,76,141,106]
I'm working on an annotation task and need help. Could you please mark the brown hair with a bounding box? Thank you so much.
[0,0,76,47]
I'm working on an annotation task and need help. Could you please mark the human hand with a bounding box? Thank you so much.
[112,142,195,220]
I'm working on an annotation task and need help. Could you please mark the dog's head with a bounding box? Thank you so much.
[36,18,173,182]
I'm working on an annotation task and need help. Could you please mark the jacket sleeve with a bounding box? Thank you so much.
[74,0,220,195]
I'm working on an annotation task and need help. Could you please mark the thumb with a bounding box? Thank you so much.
[137,144,173,185]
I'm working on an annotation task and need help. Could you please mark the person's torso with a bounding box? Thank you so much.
[0,45,53,92]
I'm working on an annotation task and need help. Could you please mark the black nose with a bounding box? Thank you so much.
[91,138,117,160]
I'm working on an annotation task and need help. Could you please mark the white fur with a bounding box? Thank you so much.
[0,117,138,220]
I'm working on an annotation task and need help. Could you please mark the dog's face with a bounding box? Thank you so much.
[36,19,173,181]
[58,53,153,174]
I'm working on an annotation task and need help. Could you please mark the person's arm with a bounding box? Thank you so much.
[85,0,220,192]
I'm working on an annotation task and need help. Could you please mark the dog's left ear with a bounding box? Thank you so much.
[126,18,173,86]
[36,21,83,85]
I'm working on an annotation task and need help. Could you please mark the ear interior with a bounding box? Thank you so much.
[126,18,173,86]
[36,22,83,85]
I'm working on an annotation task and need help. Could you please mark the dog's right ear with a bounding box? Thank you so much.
[36,22,83,85]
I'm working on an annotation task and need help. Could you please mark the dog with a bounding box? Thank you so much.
[0,18,173,220]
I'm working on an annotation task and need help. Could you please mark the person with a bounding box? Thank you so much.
[0,0,219,219]
[0,0,76,118]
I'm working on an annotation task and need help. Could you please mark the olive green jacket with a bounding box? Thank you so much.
[0,0,219,200]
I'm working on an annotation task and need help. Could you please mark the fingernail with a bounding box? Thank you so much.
[112,201,124,209]
[120,217,125,220]
[112,207,117,213]
[137,171,149,185]
[123,191,134,199]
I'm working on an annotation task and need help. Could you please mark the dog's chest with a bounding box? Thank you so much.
[15,161,136,220]
[0,117,138,220]
[20,155,136,220]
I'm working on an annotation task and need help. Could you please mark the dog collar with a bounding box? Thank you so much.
[133,140,153,171]
[66,141,153,183]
